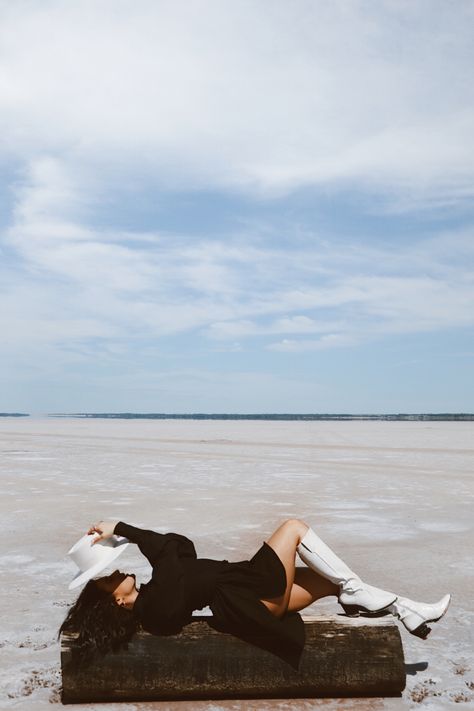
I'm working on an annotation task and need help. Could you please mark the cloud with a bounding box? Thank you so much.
[1,1,474,205]
[207,316,345,340]
[3,152,473,363]
[268,334,356,352]
[1,0,474,409]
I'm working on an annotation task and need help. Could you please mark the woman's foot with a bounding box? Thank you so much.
[388,594,451,639]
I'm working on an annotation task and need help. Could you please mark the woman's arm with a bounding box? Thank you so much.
[88,520,196,566]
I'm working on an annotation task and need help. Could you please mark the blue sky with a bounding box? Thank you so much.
[1,0,473,413]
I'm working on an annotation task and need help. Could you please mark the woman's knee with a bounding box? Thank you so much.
[282,518,308,541]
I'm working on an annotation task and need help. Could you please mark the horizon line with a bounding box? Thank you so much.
[2,412,473,421]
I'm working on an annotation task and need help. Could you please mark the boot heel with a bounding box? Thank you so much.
[412,623,431,640]
[341,604,360,617]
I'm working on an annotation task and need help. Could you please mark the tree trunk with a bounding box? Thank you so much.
[61,614,406,703]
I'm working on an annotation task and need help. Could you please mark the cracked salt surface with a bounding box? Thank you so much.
[0,417,473,710]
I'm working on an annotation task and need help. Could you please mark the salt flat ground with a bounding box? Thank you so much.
[0,417,473,710]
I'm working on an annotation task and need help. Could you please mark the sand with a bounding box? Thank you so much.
[0,417,473,710]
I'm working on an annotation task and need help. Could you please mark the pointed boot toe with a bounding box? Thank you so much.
[391,593,451,638]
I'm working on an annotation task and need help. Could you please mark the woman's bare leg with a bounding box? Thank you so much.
[286,568,338,612]
[260,519,308,618]
[260,519,451,639]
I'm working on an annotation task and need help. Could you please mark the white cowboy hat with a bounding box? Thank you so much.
[68,533,129,590]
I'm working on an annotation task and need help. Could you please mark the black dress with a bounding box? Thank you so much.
[114,522,305,668]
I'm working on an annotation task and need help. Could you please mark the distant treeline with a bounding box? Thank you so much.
[0,413,29,417]
[49,412,474,421]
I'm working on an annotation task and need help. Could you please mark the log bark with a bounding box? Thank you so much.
[61,614,406,703]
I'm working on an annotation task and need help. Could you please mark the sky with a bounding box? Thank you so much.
[1,0,473,413]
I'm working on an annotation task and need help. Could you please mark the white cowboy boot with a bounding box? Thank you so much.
[388,594,451,639]
[297,528,397,615]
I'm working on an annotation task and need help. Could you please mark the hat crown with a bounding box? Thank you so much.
[67,533,129,589]
[68,534,122,571]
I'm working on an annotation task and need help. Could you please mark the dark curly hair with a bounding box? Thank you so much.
[59,579,140,668]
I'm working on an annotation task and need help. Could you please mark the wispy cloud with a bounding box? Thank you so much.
[1,1,474,205]
[268,334,356,352]
[3,154,473,363]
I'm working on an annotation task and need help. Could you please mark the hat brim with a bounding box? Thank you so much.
[68,540,129,590]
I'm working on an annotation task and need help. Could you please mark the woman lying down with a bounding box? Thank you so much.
[60,518,450,668]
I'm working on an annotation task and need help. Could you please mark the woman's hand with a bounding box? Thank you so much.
[87,520,119,544]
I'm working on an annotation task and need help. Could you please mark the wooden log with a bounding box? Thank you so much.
[61,614,406,703]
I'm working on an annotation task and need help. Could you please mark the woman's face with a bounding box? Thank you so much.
[95,569,136,605]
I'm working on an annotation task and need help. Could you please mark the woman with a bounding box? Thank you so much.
[60,518,450,668]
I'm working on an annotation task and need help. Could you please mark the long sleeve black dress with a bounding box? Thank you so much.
[114,521,305,668]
